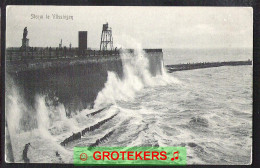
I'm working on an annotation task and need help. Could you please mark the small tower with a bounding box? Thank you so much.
[59,39,62,48]
[100,23,113,51]
[78,31,88,51]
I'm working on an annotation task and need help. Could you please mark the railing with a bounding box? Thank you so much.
[6,49,120,61]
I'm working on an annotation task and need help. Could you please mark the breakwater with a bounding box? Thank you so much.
[166,60,252,73]
[6,49,163,116]
[60,113,118,146]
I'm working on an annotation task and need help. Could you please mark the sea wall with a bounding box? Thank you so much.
[6,49,163,116]
[146,49,163,76]
[166,60,252,73]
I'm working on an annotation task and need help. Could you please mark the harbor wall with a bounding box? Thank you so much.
[166,60,252,73]
[6,49,163,116]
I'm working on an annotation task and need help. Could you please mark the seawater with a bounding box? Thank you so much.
[5,48,252,164]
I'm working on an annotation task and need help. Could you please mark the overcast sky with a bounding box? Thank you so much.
[6,6,252,49]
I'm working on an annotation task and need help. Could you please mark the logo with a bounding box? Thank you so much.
[74,147,187,165]
[80,153,88,161]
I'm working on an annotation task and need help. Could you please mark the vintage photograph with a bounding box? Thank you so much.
[5,6,252,164]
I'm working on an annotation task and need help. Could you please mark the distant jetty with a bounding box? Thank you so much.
[166,60,252,73]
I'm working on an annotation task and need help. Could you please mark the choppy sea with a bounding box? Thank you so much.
[6,48,252,164]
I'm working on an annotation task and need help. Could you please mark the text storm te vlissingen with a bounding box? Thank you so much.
[31,14,73,20]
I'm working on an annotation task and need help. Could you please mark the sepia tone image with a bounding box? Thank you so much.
[5,6,252,164]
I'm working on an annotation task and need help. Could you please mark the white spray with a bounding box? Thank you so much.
[35,95,55,140]
[5,83,25,141]
[94,37,180,108]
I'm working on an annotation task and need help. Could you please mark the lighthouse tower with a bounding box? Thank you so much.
[100,23,113,51]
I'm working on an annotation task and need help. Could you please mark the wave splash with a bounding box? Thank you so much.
[94,43,179,108]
